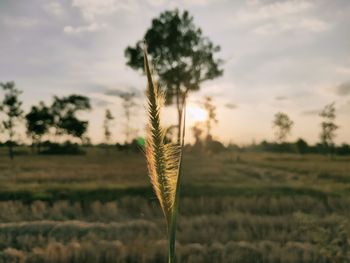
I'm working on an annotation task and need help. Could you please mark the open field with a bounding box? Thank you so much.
[0,149,350,262]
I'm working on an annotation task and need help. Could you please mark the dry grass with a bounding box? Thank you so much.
[0,195,348,262]
[0,150,350,262]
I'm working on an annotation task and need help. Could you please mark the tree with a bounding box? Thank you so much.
[25,101,53,153]
[164,125,177,144]
[0,82,24,159]
[203,96,218,141]
[192,122,204,144]
[103,109,114,144]
[295,138,308,155]
[319,102,338,154]
[51,95,91,142]
[125,9,223,142]
[191,121,204,152]
[118,92,137,143]
[273,112,293,143]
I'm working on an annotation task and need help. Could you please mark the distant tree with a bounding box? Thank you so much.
[118,92,137,143]
[319,102,338,155]
[295,138,308,155]
[82,136,92,146]
[192,122,204,144]
[191,122,204,152]
[51,95,91,142]
[164,125,177,144]
[203,96,218,141]
[273,112,294,143]
[103,109,114,144]
[337,144,350,156]
[125,9,223,142]
[206,139,225,153]
[25,101,53,153]
[0,82,24,159]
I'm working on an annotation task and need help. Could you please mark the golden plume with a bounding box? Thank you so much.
[143,46,181,225]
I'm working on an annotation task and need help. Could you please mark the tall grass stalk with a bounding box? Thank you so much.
[143,46,185,263]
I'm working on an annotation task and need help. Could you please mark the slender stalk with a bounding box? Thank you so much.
[168,101,186,263]
[143,45,186,263]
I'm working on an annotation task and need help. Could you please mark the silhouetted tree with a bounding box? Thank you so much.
[337,144,350,156]
[273,112,294,143]
[295,138,308,155]
[125,9,223,142]
[103,109,114,144]
[118,92,137,143]
[191,121,204,152]
[25,101,53,153]
[0,82,24,159]
[51,95,91,142]
[319,102,338,155]
[206,139,225,153]
[203,96,218,141]
[164,125,177,144]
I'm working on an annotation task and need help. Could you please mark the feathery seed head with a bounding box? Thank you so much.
[144,47,181,225]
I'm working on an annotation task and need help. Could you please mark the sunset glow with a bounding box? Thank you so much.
[187,105,207,124]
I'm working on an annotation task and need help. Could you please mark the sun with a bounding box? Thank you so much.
[187,105,207,123]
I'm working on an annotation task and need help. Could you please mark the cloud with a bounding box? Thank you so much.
[301,109,319,116]
[92,97,114,107]
[66,0,139,34]
[104,86,142,98]
[146,0,165,6]
[63,22,106,34]
[44,2,64,17]
[275,96,288,101]
[334,82,350,96]
[2,16,38,28]
[336,66,350,75]
[253,18,330,35]
[236,0,313,24]
[300,18,331,32]
[71,0,137,21]
[338,100,350,114]
[225,103,238,110]
[70,0,215,24]
[234,0,330,35]
[179,0,214,7]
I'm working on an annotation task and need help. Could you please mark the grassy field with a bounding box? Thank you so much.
[0,148,349,262]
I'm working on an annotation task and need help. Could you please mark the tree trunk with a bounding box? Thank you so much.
[8,125,14,160]
[175,85,188,144]
[176,85,182,144]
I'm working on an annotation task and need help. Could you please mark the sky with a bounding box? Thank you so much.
[0,0,349,145]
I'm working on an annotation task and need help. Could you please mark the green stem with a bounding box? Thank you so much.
[168,101,186,263]
[168,162,181,263]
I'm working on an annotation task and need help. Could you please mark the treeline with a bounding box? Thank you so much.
[185,138,350,156]
[1,81,349,158]
[0,81,143,158]
[243,139,350,156]
[0,82,91,158]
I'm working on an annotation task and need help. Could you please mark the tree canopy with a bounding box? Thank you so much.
[51,95,91,140]
[125,9,223,141]
[273,112,294,143]
[319,102,338,152]
[0,81,24,159]
[25,101,53,145]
